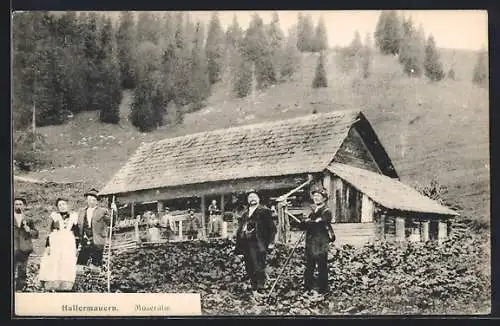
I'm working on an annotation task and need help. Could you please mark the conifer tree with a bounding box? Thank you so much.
[98,18,122,124]
[314,15,328,52]
[472,47,488,88]
[424,35,445,82]
[312,51,328,88]
[374,10,402,55]
[205,12,225,85]
[266,12,285,80]
[116,11,137,89]
[361,33,373,79]
[297,13,315,52]
[240,13,276,88]
[280,24,301,79]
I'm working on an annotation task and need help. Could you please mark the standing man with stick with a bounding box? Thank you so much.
[77,188,110,271]
[234,189,277,299]
[298,188,335,294]
[13,197,39,292]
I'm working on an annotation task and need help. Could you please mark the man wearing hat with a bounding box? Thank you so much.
[13,197,39,291]
[298,187,335,294]
[77,188,110,269]
[235,189,277,298]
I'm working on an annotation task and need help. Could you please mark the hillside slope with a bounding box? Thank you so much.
[18,49,489,222]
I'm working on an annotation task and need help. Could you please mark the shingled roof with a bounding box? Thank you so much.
[100,110,372,196]
[328,163,458,216]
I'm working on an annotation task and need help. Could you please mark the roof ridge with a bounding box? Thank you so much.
[145,109,360,148]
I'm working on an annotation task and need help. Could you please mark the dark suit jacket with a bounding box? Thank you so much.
[13,215,39,256]
[235,205,277,253]
[299,204,335,257]
[77,206,111,248]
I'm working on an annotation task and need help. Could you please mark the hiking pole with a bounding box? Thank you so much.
[106,195,117,293]
[267,230,306,298]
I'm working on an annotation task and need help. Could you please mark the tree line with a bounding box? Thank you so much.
[12,11,488,134]
[12,11,330,133]
[374,10,488,86]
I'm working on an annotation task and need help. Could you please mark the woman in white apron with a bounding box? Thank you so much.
[39,198,79,292]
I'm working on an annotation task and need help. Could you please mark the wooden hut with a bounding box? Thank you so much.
[99,110,458,246]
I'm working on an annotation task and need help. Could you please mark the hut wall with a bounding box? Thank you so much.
[333,127,382,174]
[374,209,452,243]
[331,223,376,247]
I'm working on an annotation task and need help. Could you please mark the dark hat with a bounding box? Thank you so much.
[84,188,100,199]
[246,189,260,197]
[55,197,68,206]
[14,197,27,205]
[311,188,329,199]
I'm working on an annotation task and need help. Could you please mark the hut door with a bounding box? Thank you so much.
[337,181,362,223]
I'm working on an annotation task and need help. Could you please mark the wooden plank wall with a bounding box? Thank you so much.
[331,223,376,247]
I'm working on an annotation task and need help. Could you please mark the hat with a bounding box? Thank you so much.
[14,197,27,205]
[55,197,68,206]
[311,188,328,199]
[246,189,260,197]
[84,188,100,199]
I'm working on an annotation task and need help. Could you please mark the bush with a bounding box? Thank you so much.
[13,131,50,172]
[13,150,50,172]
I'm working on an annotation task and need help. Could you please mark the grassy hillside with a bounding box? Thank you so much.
[17,48,489,223]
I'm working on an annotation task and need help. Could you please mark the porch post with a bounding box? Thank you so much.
[395,217,405,241]
[200,195,206,239]
[438,220,447,244]
[422,221,430,242]
[221,194,228,238]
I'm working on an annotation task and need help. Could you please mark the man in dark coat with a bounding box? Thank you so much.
[235,189,277,298]
[298,188,335,294]
[13,197,39,291]
[77,188,110,269]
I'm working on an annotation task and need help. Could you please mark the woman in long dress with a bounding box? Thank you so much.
[39,198,79,292]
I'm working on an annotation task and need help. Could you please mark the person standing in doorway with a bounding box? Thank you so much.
[77,188,110,270]
[208,199,222,237]
[160,207,177,241]
[298,188,335,294]
[235,189,277,299]
[13,197,39,292]
[185,209,200,240]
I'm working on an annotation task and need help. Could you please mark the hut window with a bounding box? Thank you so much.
[407,219,421,242]
[384,216,396,235]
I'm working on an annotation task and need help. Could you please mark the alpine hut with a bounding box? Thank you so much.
[99,110,458,246]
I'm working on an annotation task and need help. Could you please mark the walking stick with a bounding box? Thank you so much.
[106,195,116,293]
[267,230,306,298]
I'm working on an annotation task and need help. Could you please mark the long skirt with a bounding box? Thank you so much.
[38,229,77,291]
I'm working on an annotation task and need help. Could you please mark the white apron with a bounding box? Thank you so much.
[39,212,78,291]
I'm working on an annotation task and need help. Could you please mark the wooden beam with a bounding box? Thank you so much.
[131,202,135,219]
[114,174,307,204]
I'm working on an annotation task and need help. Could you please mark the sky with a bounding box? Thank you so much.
[188,10,488,51]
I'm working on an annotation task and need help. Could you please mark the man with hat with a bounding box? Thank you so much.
[235,189,277,298]
[298,187,335,294]
[77,188,110,269]
[13,196,39,291]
